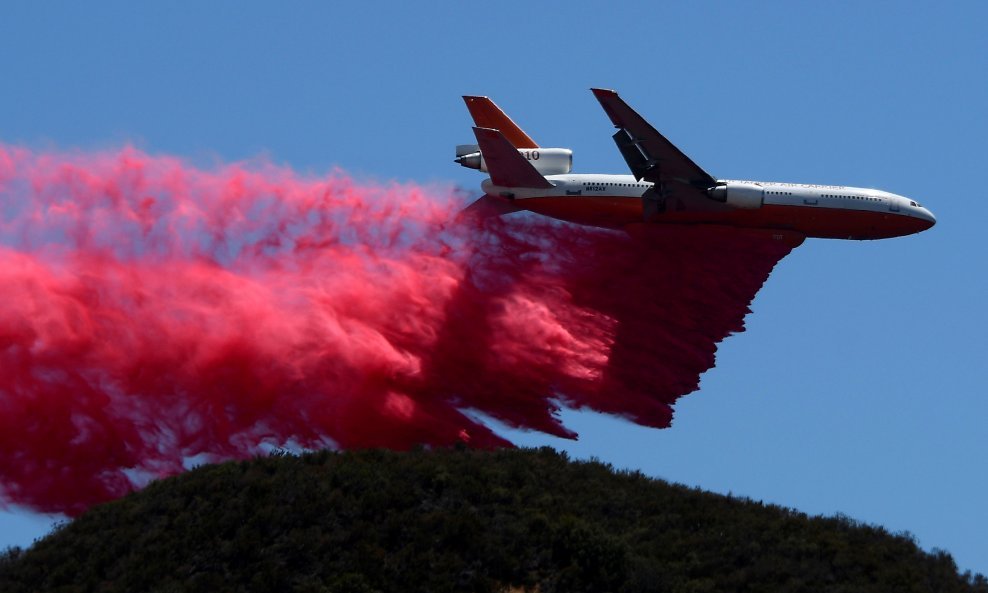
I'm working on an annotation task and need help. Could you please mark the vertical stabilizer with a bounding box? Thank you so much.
[463,96,539,148]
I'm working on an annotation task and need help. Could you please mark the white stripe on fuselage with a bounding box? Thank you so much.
[480,174,934,221]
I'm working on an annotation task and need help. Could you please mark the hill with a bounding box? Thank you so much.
[1,447,985,592]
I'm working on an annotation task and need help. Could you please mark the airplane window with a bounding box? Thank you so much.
[910,201,917,206]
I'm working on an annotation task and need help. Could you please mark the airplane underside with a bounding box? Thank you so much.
[514,196,932,240]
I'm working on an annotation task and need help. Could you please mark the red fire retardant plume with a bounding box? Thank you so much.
[0,145,800,515]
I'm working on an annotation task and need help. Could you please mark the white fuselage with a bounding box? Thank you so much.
[481,174,936,240]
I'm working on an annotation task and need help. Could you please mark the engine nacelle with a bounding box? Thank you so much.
[455,146,573,175]
[706,182,764,209]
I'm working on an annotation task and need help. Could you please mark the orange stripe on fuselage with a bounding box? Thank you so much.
[517,196,933,240]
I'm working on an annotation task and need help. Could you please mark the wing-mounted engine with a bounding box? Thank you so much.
[455,144,573,175]
[706,181,764,209]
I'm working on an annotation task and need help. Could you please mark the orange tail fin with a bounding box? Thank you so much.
[463,96,539,148]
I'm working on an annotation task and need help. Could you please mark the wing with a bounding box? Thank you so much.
[591,88,716,196]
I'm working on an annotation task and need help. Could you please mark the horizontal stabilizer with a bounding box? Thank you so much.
[472,127,553,189]
[459,195,523,221]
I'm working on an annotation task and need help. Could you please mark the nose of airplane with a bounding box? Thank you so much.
[918,207,937,230]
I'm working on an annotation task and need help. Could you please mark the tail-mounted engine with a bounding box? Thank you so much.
[455,144,573,175]
[706,181,764,209]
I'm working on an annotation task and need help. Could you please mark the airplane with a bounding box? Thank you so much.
[455,89,936,243]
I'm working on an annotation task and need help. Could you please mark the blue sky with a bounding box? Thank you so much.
[1,0,986,576]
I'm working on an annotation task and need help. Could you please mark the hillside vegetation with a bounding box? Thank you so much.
[1,447,984,592]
